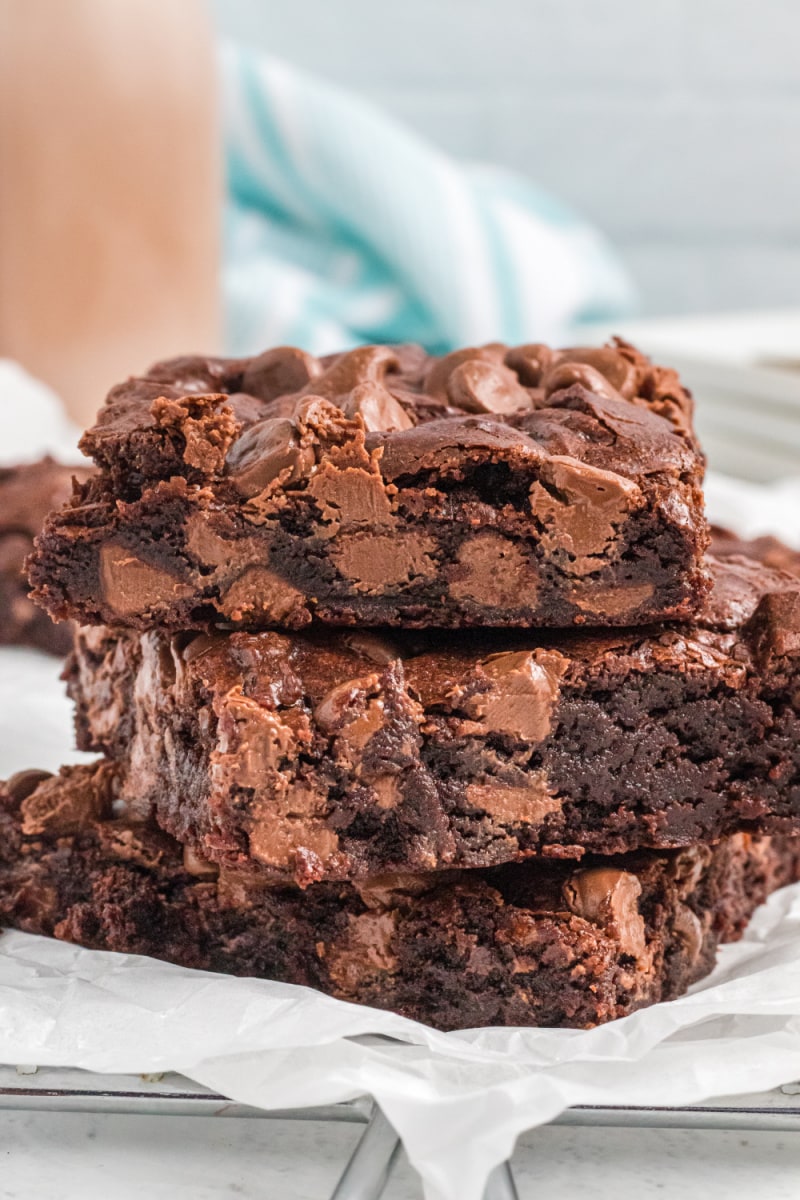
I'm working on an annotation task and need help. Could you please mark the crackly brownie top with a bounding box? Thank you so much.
[79,340,700,504]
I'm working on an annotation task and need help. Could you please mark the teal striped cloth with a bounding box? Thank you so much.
[222,44,634,356]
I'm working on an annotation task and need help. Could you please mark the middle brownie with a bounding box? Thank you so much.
[67,538,800,885]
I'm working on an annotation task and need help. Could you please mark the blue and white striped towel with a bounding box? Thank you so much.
[222,44,634,356]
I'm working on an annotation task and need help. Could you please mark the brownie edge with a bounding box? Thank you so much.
[1,763,797,1031]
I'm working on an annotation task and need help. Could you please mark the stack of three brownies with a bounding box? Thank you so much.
[7,339,800,1029]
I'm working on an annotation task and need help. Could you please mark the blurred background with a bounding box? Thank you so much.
[212,0,800,317]
[2,0,800,484]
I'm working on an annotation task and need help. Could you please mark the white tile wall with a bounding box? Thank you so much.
[211,0,800,316]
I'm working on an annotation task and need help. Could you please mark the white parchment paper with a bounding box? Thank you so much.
[2,363,800,1200]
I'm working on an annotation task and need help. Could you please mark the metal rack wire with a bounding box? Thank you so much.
[3,1066,800,1199]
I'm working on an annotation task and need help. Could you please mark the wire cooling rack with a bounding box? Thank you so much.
[3,1065,800,1199]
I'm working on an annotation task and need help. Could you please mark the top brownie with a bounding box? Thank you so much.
[28,339,709,632]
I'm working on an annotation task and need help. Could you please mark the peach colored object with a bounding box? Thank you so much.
[0,0,220,427]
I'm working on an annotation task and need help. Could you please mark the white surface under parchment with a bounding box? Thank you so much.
[3,364,800,1200]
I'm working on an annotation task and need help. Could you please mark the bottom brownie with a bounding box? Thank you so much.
[1,763,797,1031]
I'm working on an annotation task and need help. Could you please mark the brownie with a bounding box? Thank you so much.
[28,339,710,632]
[65,536,800,885]
[2,764,796,1031]
[0,458,89,655]
[710,525,800,576]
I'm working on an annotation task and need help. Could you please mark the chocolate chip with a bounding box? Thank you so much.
[446,360,532,414]
[463,648,566,742]
[504,343,554,386]
[227,417,316,497]
[241,347,322,401]
[672,903,704,964]
[423,345,505,398]
[543,361,624,402]
[99,545,194,618]
[6,769,54,803]
[303,346,400,401]
[562,867,646,959]
[342,382,414,432]
[542,348,638,401]
[567,347,638,397]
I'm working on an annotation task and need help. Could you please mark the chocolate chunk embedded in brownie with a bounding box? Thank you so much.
[65,536,800,885]
[0,458,89,654]
[1,763,796,1030]
[28,340,709,632]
